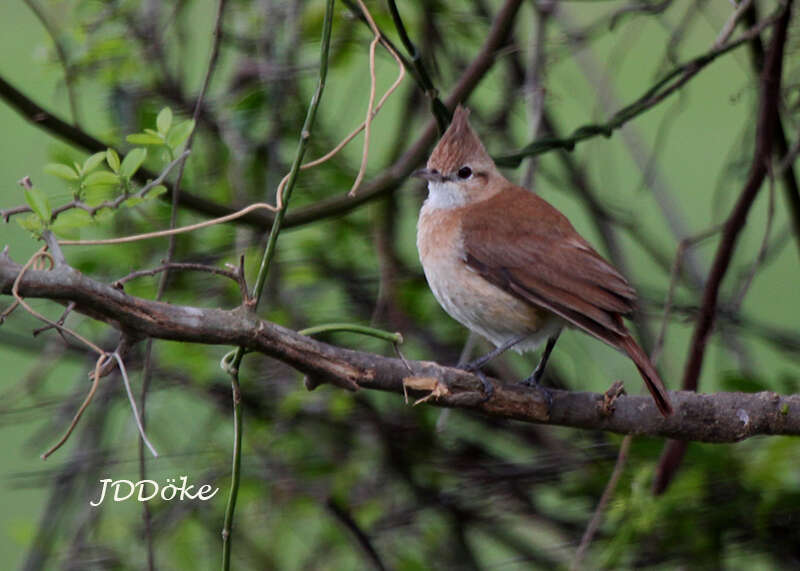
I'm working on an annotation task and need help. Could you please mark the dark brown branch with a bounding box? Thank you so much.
[655,0,793,494]
[744,3,800,258]
[1,253,798,442]
[325,498,387,571]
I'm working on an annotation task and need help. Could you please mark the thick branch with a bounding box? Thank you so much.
[1,253,797,442]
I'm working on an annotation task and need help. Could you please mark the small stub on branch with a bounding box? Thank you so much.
[600,381,626,417]
[304,373,360,392]
[403,376,451,405]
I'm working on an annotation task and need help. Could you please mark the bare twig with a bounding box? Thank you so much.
[23,0,81,126]
[349,36,379,196]
[113,351,158,457]
[41,353,108,460]
[325,497,387,571]
[714,0,754,48]
[58,202,276,246]
[730,170,776,311]
[114,262,242,290]
[11,247,104,355]
[650,225,724,366]
[522,0,553,187]
[571,434,633,570]
[32,301,76,337]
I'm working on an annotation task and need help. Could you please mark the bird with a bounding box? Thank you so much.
[414,106,673,417]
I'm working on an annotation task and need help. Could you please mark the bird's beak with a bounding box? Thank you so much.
[412,168,445,182]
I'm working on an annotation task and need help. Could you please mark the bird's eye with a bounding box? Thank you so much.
[457,166,472,179]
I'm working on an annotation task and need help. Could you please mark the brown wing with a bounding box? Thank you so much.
[461,185,636,346]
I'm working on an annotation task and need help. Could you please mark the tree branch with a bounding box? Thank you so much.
[744,3,800,258]
[1,253,797,442]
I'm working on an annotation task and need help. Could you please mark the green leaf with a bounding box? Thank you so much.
[84,184,115,206]
[156,107,172,135]
[146,184,167,199]
[24,186,52,222]
[44,163,79,181]
[94,208,114,222]
[83,152,106,174]
[120,148,147,178]
[123,196,144,208]
[167,119,195,150]
[16,213,43,235]
[50,209,94,239]
[84,171,119,187]
[106,149,120,173]
[126,133,164,146]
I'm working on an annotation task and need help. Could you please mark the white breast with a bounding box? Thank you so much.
[417,199,561,353]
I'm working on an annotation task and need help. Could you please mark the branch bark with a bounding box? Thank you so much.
[1,252,798,442]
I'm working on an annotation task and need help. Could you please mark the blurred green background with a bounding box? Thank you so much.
[1,0,798,569]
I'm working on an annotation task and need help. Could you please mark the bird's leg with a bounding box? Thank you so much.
[460,334,527,371]
[457,335,527,403]
[522,332,560,387]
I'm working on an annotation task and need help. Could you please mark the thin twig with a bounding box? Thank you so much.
[714,0,754,48]
[385,0,449,131]
[113,351,158,458]
[23,0,81,126]
[571,435,633,570]
[12,247,104,355]
[731,167,776,311]
[299,322,403,344]
[522,0,553,187]
[650,225,724,366]
[32,301,76,337]
[114,262,242,290]
[349,34,380,196]
[40,353,108,460]
[58,202,277,246]
[325,497,387,571]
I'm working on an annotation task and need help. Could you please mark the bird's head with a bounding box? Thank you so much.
[414,106,500,209]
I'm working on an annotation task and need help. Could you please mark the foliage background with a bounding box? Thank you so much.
[0,0,799,568]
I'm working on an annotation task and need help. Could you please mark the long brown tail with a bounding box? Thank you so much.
[620,336,673,417]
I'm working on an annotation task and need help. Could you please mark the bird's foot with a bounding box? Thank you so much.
[460,362,495,403]
[520,369,552,408]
